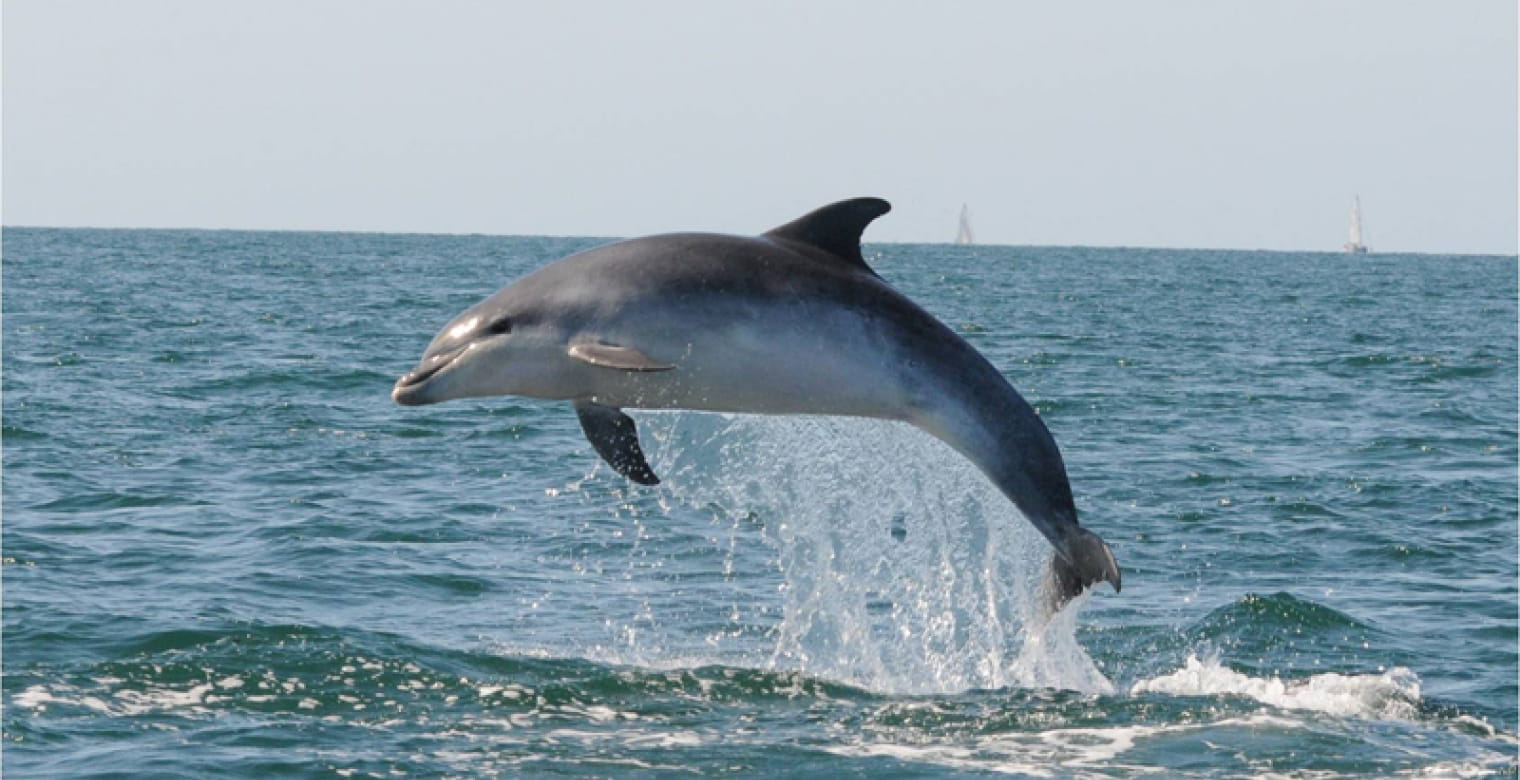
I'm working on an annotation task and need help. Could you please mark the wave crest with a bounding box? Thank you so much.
[1130,654,1421,720]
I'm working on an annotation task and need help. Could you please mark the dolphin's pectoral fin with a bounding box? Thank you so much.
[568,341,676,372]
[1047,528,1121,612]
[573,401,661,485]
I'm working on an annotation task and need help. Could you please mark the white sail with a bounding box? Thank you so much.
[955,204,974,245]
[1343,196,1368,254]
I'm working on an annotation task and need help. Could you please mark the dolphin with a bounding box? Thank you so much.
[393,198,1120,606]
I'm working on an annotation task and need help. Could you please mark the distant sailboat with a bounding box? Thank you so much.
[955,204,975,245]
[1342,196,1369,254]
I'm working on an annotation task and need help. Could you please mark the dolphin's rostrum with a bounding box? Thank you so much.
[393,198,1121,607]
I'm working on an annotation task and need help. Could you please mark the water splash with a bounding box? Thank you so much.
[641,412,1112,695]
[1131,654,1422,720]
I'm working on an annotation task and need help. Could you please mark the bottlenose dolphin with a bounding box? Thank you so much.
[393,198,1120,605]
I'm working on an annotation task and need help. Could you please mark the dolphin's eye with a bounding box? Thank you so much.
[484,316,512,336]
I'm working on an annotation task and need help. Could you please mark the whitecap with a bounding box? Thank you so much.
[1129,654,1420,720]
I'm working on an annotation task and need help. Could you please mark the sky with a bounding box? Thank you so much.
[4,1,1516,253]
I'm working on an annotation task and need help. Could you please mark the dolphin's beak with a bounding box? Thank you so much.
[392,344,468,405]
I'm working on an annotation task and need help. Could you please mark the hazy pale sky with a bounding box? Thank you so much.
[5,1,1516,253]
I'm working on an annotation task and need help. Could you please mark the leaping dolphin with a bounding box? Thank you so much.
[393,198,1120,606]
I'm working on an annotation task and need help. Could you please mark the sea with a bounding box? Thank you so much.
[3,226,1516,778]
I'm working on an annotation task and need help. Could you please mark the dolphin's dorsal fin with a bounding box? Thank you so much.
[762,197,891,274]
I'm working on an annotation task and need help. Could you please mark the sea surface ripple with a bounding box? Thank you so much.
[4,228,1516,778]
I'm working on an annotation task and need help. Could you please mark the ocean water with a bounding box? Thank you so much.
[3,226,1516,778]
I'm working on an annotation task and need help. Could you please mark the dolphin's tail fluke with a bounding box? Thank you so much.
[1048,527,1122,611]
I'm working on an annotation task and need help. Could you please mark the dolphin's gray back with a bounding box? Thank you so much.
[495,230,1080,532]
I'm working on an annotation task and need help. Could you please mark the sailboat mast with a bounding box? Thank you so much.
[955,204,974,245]
[1342,195,1368,253]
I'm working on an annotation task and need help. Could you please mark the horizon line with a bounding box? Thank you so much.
[3,223,1515,259]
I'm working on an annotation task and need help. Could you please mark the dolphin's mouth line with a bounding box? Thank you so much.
[395,344,469,391]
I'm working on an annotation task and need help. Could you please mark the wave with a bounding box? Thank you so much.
[1130,654,1420,720]
[0,620,1458,728]
[1193,591,1369,635]
[26,490,214,513]
[1,423,48,441]
[4,622,873,725]
[175,365,397,396]
[1325,353,1504,385]
[9,619,1515,780]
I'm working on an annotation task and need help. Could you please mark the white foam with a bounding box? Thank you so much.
[1394,759,1518,779]
[1129,654,1421,720]
[13,685,66,711]
[112,683,217,715]
[12,681,218,717]
[1452,714,1519,744]
[621,730,705,748]
[822,713,1297,778]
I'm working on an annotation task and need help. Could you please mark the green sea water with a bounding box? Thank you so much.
[4,227,1516,778]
